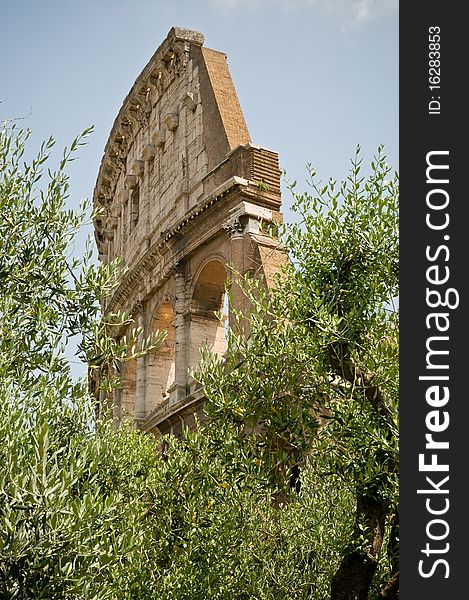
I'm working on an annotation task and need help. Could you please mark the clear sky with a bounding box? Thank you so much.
[2,0,398,222]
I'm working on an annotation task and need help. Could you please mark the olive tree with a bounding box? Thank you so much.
[1,125,398,599]
[0,125,162,599]
[195,146,399,599]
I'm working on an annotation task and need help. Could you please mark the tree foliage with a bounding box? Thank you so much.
[0,125,161,598]
[195,146,399,599]
[0,126,398,599]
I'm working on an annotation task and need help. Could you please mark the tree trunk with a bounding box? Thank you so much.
[378,571,399,599]
[331,494,388,600]
[378,512,399,599]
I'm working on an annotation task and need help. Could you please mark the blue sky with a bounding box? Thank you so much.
[2,0,398,224]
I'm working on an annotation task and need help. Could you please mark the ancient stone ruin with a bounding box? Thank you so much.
[93,27,285,436]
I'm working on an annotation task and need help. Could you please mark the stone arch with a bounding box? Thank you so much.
[145,300,176,413]
[188,257,229,374]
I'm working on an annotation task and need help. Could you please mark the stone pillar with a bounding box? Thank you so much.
[135,306,147,425]
[171,265,187,404]
[224,217,246,329]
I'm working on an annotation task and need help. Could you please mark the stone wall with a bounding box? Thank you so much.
[93,27,286,436]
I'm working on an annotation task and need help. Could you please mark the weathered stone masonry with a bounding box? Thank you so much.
[93,27,285,436]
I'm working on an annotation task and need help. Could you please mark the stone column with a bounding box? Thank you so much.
[135,305,147,425]
[172,264,188,404]
[223,217,246,329]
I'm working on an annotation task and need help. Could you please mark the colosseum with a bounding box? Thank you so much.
[93,27,285,436]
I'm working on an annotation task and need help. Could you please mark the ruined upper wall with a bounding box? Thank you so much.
[93,27,254,267]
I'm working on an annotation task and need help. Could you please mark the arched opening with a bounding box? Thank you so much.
[130,185,139,228]
[189,260,228,373]
[146,301,176,413]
